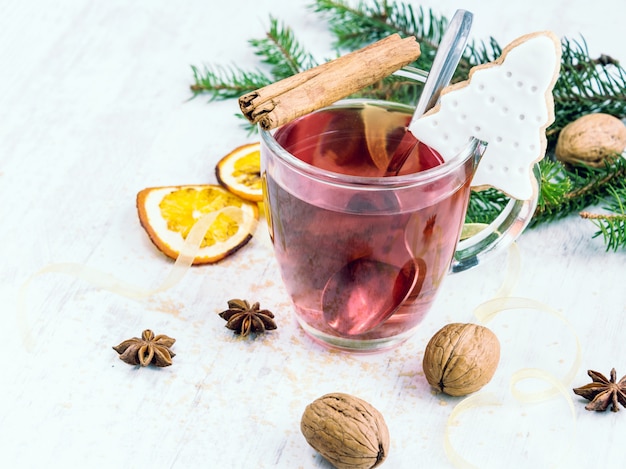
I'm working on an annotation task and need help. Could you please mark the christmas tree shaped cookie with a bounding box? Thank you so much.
[409,31,562,200]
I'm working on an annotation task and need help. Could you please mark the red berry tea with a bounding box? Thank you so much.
[262,101,477,350]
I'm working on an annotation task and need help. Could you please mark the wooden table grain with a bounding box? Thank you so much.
[2,1,625,467]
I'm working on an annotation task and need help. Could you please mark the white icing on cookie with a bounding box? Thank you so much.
[408,31,561,200]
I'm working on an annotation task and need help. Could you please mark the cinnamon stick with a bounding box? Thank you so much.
[238,34,421,130]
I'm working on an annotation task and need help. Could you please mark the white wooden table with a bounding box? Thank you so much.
[2,1,625,467]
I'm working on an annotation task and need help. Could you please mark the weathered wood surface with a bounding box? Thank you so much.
[1,1,625,467]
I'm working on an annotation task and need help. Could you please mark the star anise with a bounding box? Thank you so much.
[112,329,176,367]
[219,299,277,337]
[573,368,626,412]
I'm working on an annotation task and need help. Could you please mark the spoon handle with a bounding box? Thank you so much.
[384,10,473,176]
[410,9,473,124]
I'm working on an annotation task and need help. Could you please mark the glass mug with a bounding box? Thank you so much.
[260,67,538,352]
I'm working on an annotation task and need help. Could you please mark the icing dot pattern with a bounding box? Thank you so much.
[408,32,561,200]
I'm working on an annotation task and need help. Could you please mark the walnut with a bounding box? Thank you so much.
[422,323,500,396]
[300,393,390,469]
[555,113,626,168]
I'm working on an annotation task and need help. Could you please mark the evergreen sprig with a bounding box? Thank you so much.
[248,16,319,79]
[310,0,503,83]
[189,17,318,100]
[550,37,626,144]
[189,64,272,101]
[579,170,626,251]
[189,0,626,249]
[532,157,626,224]
[465,187,511,225]
[311,0,448,71]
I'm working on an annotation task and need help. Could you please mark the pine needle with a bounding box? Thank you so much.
[580,182,626,251]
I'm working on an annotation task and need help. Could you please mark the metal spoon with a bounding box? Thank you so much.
[385,9,474,175]
[322,257,418,336]
[321,10,474,336]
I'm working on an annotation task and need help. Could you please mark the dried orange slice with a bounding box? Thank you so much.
[137,185,258,265]
[215,142,263,202]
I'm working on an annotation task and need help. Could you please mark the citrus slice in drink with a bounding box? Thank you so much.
[137,185,259,264]
[215,142,263,202]
[361,103,408,172]
[460,223,488,240]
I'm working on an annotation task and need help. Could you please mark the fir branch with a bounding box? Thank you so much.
[189,64,273,100]
[550,37,626,143]
[463,36,502,66]
[189,17,316,100]
[533,157,626,225]
[465,157,626,228]
[310,0,400,47]
[580,183,626,251]
[537,159,573,209]
[465,187,510,225]
[248,16,319,79]
[311,0,462,80]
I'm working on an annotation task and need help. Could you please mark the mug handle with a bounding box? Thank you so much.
[450,165,540,273]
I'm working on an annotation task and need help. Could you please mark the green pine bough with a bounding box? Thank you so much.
[190,0,626,251]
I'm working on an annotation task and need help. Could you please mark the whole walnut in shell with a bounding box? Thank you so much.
[422,323,500,396]
[300,392,389,469]
[555,113,626,167]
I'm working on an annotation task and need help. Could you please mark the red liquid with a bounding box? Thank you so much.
[273,103,442,177]
[263,103,475,349]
